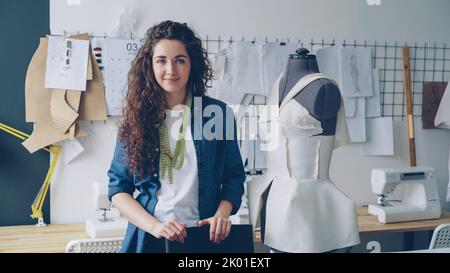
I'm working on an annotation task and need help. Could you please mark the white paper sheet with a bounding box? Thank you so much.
[343,97,357,118]
[208,43,244,105]
[340,47,374,98]
[104,38,140,116]
[366,69,382,118]
[360,117,394,156]
[346,97,366,142]
[318,46,357,118]
[316,46,342,85]
[62,139,85,164]
[260,43,299,97]
[45,36,90,91]
[231,41,262,97]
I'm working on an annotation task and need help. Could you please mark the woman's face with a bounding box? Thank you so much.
[152,39,191,96]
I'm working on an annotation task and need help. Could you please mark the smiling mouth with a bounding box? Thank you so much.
[163,78,180,84]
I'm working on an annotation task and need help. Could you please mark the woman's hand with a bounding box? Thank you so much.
[197,213,232,244]
[198,200,234,244]
[150,219,187,243]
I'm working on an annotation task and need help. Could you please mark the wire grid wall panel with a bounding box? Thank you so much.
[202,36,450,120]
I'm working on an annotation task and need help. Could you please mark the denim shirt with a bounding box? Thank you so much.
[107,96,246,253]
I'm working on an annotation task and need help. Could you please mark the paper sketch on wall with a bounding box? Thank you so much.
[230,41,263,104]
[210,41,297,105]
[317,46,379,142]
[45,36,90,91]
[350,55,362,94]
[208,42,239,104]
[340,48,373,98]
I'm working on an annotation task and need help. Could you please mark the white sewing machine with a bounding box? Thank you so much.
[85,181,127,238]
[368,167,441,223]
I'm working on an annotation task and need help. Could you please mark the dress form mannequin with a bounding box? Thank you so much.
[255,48,359,253]
[279,48,341,135]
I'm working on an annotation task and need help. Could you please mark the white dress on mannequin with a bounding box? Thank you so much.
[248,73,360,253]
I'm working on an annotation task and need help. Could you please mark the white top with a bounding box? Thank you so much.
[153,108,200,227]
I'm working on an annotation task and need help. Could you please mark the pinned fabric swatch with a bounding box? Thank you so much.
[423,82,447,129]
[434,82,450,129]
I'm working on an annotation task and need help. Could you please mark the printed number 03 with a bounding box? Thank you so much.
[126,43,138,52]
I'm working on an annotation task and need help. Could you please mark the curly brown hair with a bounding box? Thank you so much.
[119,20,213,178]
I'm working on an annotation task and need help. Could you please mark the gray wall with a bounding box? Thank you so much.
[0,0,50,226]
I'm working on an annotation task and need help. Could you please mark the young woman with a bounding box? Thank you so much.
[107,21,245,253]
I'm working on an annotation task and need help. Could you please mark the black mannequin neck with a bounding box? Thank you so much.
[285,57,320,82]
[280,57,320,103]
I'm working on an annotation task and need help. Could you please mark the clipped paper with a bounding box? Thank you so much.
[62,139,85,164]
[45,36,90,91]
[103,38,140,116]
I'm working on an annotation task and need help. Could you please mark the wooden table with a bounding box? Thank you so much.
[254,207,450,243]
[0,223,87,253]
[1,208,450,253]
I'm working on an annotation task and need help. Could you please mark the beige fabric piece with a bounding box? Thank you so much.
[65,90,82,139]
[248,73,360,253]
[23,33,106,153]
[78,43,107,121]
[50,89,79,134]
[25,37,48,123]
[22,38,86,154]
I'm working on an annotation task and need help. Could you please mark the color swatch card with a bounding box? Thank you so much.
[45,36,90,91]
[103,38,140,116]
